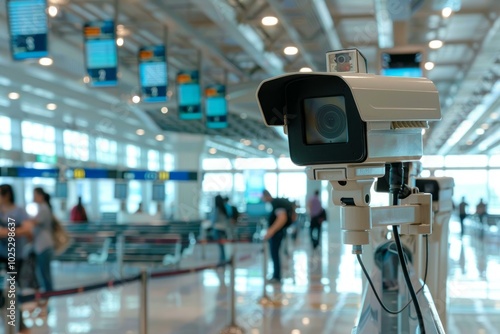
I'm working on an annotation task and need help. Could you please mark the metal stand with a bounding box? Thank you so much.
[258,242,272,305]
[139,269,148,334]
[220,255,245,334]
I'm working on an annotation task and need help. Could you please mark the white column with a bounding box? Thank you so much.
[175,134,205,220]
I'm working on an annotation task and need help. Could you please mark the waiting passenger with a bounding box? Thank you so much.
[476,198,488,225]
[32,187,55,295]
[262,189,296,284]
[70,196,88,223]
[458,197,468,237]
[135,202,144,214]
[211,195,229,263]
[0,184,34,333]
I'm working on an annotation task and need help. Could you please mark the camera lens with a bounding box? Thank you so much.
[315,104,347,140]
[337,55,345,63]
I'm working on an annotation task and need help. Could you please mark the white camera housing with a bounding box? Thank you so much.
[256,72,441,181]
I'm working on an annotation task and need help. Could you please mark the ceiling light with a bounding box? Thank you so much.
[83,76,90,84]
[284,46,298,55]
[132,95,141,103]
[116,37,124,47]
[490,112,498,120]
[476,128,485,135]
[240,113,247,119]
[46,103,57,110]
[421,129,426,135]
[429,40,443,49]
[267,148,273,154]
[208,148,217,155]
[8,92,20,100]
[136,129,145,136]
[261,16,278,26]
[299,67,313,72]
[161,107,169,114]
[167,90,173,97]
[258,144,266,150]
[155,134,164,141]
[441,7,453,18]
[48,5,58,17]
[466,140,473,146]
[39,57,53,66]
[481,123,490,130]
[243,140,252,146]
[279,154,286,158]
[424,62,435,70]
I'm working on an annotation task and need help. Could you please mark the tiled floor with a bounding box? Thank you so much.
[2,215,500,334]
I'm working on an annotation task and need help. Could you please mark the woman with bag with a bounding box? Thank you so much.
[32,187,56,295]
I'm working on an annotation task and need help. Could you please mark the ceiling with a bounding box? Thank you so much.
[0,0,499,161]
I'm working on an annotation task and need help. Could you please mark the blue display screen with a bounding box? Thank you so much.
[205,84,227,129]
[84,20,117,87]
[381,68,423,77]
[139,45,167,102]
[8,0,49,60]
[380,52,422,78]
[177,70,201,120]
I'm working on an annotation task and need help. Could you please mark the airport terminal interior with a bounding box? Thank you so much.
[0,0,499,333]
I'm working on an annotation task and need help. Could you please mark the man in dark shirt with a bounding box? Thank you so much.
[262,189,291,283]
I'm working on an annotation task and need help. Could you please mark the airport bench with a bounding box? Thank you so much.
[55,231,116,264]
[117,232,182,267]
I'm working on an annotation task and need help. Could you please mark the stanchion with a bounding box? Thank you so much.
[116,234,124,278]
[220,255,245,334]
[258,242,272,306]
[139,269,149,334]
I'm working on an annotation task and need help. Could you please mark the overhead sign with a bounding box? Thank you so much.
[84,20,118,87]
[7,0,49,60]
[380,49,423,78]
[139,45,168,102]
[205,84,227,129]
[177,70,201,120]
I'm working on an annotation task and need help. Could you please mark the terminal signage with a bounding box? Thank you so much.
[0,167,197,181]
[84,20,118,87]
[177,70,201,120]
[380,50,423,77]
[7,0,49,60]
[139,45,168,102]
[205,84,227,129]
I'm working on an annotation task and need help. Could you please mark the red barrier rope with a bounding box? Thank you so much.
[19,251,258,303]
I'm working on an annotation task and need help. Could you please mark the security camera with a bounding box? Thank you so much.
[256,71,441,180]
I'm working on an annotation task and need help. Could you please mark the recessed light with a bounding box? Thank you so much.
[258,144,266,150]
[136,129,145,136]
[39,57,53,66]
[243,140,252,146]
[209,148,217,154]
[261,16,278,26]
[8,92,20,100]
[466,140,474,146]
[424,62,435,70]
[116,37,124,47]
[132,95,141,103]
[284,46,298,55]
[429,40,443,49]
[155,134,164,141]
[46,103,57,110]
[279,154,286,158]
[299,67,313,72]
[490,112,498,120]
[481,123,489,130]
[267,148,273,154]
[83,76,90,84]
[421,129,426,135]
[48,5,58,17]
[441,7,453,18]
[167,90,173,97]
[161,107,169,114]
[475,128,485,135]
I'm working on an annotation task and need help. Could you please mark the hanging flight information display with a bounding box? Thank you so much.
[139,45,168,102]
[205,84,227,129]
[177,70,201,120]
[84,20,118,87]
[7,0,49,60]
[380,49,423,78]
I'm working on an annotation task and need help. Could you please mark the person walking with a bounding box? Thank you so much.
[211,195,230,263]
[308,190,324,249]
[458,197,468,237]
[262,189,295,284]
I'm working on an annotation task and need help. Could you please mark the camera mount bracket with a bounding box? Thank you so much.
[320,166,432,253]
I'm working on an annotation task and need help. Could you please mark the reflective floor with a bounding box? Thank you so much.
[3,215,500,334]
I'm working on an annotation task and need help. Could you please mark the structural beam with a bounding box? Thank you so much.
[311,0,343,52]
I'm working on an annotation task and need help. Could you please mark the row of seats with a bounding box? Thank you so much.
[55,216,263,268]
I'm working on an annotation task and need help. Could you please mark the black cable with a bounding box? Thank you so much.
[393,225,426,334]
[356,234,429,315]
